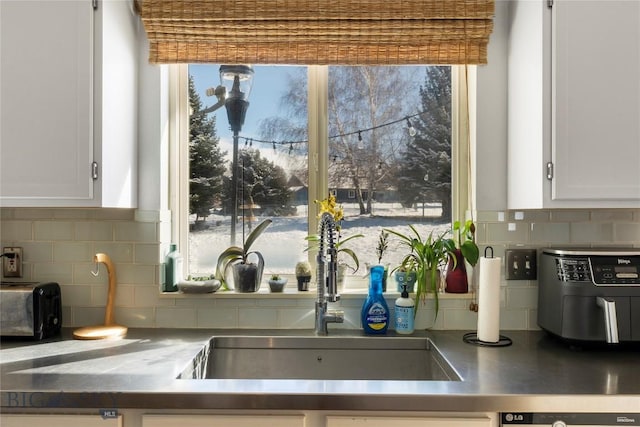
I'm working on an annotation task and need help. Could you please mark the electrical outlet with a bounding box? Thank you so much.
[505,248,537,280]
[2,247,23,278]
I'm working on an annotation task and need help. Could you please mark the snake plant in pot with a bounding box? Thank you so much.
[385,225,456,322]
[215,219,272,292]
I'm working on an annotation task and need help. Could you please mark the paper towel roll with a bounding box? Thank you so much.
[477,256,501,342]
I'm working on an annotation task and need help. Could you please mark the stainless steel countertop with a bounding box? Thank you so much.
[1,329,639,412]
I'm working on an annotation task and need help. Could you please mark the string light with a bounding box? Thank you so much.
[357,131,364,149]
[406,117,417,137]
[233,111,425,152]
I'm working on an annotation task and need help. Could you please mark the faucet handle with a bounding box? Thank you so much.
[326,309,344,324]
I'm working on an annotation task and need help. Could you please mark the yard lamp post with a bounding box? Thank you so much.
[220,65,254,245]
[203,65,254,245]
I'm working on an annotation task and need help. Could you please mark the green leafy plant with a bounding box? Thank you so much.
[270,274,282,281]
[376,229,389,264]
[385,225,456,321]
[452,220,479,267]
[305,233,364,273]
[215,219,272,290]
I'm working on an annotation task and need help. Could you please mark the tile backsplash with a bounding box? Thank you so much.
[1,208,638,331]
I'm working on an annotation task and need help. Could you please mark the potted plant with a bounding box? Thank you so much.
[385,225,456,322]
[375,229,390,291]
[445,220,480,293]
[268,274,287,293]
[393,257,418,293]
[215,219,272,292]
[295,261,312,291]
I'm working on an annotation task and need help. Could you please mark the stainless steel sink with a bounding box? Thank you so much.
[178,336,461,381]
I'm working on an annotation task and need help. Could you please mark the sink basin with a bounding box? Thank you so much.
[178,336,461,381]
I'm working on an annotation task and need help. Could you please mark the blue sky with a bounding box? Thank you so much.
[189,65,300,143]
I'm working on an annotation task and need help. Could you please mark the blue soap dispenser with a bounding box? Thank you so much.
[361,264,389,334]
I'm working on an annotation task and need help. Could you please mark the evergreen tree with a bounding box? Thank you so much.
[397,67,452,220]
[189,76,227,225]
[222,149,292,217]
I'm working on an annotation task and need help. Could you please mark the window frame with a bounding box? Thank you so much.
[168,65,474,278]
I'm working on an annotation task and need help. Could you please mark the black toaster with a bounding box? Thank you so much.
[0,282,62,340]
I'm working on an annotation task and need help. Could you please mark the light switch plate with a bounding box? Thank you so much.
[505,248,537,280]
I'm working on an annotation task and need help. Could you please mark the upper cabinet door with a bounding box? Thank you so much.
[552,0,640,201]
[0,0,94,205]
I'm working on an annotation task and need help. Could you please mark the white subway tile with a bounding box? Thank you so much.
[35,221,74,241]
[114,222,157,242]
[197,307,238,328]
[114,285,135,307]
[614,223,640,242]
[486,222,529,243]
[135,243,162,264]
[114,307,155,327]
[60,284,93,306]
[72,307,104,327]
[156,307,197,328]
[52,209,94,220]
[590,210,634,221]
[506,287,538,308]
[442,309,478,330]
[93,243,134,263]
[277,308,314,328]
[33,262,72,284]
[530,222,570,244]
[570,222,614,243]
[53,242,94,262]
[116,264,156,285]
[21,242,53,262]
[499,309,528,330]
[550,210,590,222]
[75,221,113,241]
[238,308,277,328]
[136,286,176,307]
[93,209,135,221]
[1,220,32,241]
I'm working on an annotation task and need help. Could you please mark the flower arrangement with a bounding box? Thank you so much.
[306,194,363,273]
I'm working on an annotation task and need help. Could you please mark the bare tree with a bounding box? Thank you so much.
[259,66,422,214]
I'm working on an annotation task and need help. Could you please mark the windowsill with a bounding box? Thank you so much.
[160,286,475,300]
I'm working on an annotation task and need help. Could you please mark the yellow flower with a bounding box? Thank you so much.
[314,194,344,228]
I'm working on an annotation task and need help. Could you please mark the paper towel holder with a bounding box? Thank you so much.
[463,246,512,347]
[463,331,512,347]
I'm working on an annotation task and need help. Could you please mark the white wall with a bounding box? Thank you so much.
[475,0,509,211]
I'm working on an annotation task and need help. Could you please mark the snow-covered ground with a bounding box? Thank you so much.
[189,202,450,276]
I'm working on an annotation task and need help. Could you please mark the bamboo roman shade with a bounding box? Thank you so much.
[136,0,494,65]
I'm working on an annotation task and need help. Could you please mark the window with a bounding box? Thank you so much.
[174,65,466,279]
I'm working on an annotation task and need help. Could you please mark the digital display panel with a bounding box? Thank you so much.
[615,266,637,273]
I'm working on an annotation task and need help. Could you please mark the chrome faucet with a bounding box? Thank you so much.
[315,212,344,335]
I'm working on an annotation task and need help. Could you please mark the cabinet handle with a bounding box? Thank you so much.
[92,162,99,180]
[546,162,554,180]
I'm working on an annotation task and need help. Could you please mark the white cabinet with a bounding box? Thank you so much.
[507,0,640,208]
[143,414,306,427]
[0,0,138,208]
[0,413,122,427]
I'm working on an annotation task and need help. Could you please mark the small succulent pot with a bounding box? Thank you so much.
[268,276,288,292]
[295,261,312,291]
[296,275,311,291]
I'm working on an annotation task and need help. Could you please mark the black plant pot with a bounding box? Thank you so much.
[297,275,311,291]
[233,261,263,293]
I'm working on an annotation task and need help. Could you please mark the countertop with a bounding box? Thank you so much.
[1,328,639,412]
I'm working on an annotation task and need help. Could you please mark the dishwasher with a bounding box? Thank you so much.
[501,413,640,427]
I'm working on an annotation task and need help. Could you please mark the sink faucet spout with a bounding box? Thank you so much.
[315,212,344,335]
